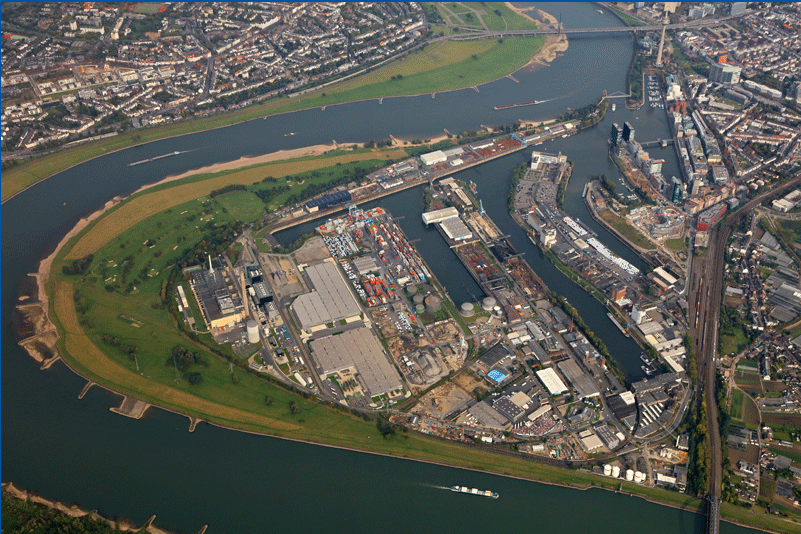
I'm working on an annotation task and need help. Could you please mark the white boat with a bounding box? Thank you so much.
[611,103,616,112]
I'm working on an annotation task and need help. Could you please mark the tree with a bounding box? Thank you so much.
[185,372,203,385]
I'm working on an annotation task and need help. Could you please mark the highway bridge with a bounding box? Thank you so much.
[431,14,743,40]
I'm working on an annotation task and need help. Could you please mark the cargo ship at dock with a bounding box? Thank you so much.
[451,486,499,499]
[607,312,630,337]
[494,100,541,110]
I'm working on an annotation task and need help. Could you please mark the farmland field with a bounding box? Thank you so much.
[731,388,744,420]
[742,393,761,427]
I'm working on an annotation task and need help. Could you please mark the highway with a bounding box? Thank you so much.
[693,175,801,533]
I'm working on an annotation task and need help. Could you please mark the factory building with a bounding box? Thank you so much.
[420,150,447,166]
[536,368,569,396]
[189,266,247,330]
[291,261,363,332]
[440,216,473,241]
[305,190,352,213]
[557,359,600,399]
[309,326,403,397]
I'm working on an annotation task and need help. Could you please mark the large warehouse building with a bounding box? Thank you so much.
[189,267,247,330]
[422,206,458,225]
[310,326,404,396]
[291,261,362,332]
[536,368,568,396]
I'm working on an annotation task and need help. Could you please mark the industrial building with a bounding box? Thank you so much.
[557,359,600,399]
[309,326,403,396]
[440,216,473,242]
[422,206,459,225]
[304,190,352,213]
[189,270,247,331]
[536,368,569,396]
[420,150,447,166]
[291,261,363,332]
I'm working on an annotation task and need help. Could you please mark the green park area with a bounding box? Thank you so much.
[597,209,656,250]
[214,191,268,223]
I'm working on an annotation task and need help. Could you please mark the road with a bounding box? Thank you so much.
[693,175,801,532]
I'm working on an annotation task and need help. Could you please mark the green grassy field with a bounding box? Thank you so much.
[215,191,267,223]
[731,388,745,420]
[665,238,687,252]
[597,209,655,250]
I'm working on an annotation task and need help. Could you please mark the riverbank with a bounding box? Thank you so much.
[1,32,559,205]
[2,483,194,534]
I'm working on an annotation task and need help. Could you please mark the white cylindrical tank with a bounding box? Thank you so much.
[461,302,475,317]
[482,296,497,311]
[625,469,634,481]
[603,465,612,476]
[634,471,644,483]
[246,320,259,344]
[612,465,621,478]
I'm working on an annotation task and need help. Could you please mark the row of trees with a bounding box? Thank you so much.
[62,254,94,276]
[101,335,138,360]
[166,344,207,372]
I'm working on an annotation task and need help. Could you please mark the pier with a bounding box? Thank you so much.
[639,138,673,148]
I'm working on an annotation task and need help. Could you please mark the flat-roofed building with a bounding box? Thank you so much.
[440,216,473,241]
[558,359,600,399]
[310,327,403,396]
[536,368,568,396]
[291,262,362,332]
[422,206,459,225]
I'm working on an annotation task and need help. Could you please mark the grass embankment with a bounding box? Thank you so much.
[597,209,656,250]
[65,149,398,259]
[2,33,544,203]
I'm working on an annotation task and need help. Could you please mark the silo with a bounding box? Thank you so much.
[634,471,644,483]
[482,296,497,312]
[425,295,441,313]
[625,469,634,481]
[246,320,260,344]
[413,294,425,306]
[612,465,621,478]
[461,302,475,317]
[603,465,612,476]
[415,304,426,314]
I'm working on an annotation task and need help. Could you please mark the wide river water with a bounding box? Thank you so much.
[2,4,756,533]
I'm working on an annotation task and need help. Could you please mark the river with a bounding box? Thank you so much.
[2,4,757,533]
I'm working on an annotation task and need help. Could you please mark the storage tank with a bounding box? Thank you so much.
[482,296,497,311]
[413,294,425,305]
[406,284,418,295]
[461,302,475,317]
[246,320,259,344]
[603,464,612,476]
[612,465,621,478]
[415,304,425,314]
[634,471,645,483]
[425,295,442,313]
[625,469,634,481]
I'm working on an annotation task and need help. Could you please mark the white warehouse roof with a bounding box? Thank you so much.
[536,368,568,396]
[422,206,459,225]
[291,262,362,331]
